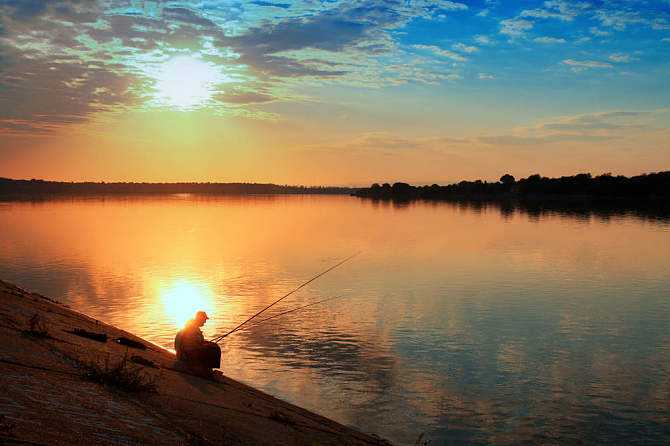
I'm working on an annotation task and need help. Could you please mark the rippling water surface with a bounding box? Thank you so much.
[1,195,669,445]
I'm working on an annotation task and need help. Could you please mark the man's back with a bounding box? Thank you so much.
[175,311,221,370]
[180,319,205,351]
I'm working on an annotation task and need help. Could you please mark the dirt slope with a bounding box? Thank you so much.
[0,279,390,446]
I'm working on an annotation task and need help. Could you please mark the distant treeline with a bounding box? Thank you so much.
[0,178,354,197]
[355,171,670,200]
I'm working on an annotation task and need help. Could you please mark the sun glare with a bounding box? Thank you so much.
[161,279,215,328]
[153,56,221,109]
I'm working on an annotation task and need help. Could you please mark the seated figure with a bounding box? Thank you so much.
[175,311,221,370]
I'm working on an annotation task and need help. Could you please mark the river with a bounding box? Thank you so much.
[1,195,668,445]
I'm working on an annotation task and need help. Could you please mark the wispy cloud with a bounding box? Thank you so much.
[534,36,566,44]
[520,1,590,22]
[414,45,467,62]
[608,53,632,63]
[474,35,493,45]
[589,26,611,36]
[452,42,479,53]
[652,18,670,30]
[536,111,653,132]
[436,1,469,11]
[0,0,477,133]
[562,59,613,72]
[480,109,670,146]
[500,18,534,37]
[594,10,645,31]
[0,0,668,140]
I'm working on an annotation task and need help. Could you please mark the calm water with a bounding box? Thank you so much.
[1,195,669,445]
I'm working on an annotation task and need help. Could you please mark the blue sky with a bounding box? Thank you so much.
[0,0,668,184]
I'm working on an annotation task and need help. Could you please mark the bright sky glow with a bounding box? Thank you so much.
[0,1,668,184]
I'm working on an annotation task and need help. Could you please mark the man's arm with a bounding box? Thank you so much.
[181,328,205,350]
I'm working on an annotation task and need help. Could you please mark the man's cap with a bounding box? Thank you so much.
[195,310,209,320]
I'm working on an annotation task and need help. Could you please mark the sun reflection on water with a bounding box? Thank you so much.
[160,279,215,329]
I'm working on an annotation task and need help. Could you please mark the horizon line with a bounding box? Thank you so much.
[3,168,670,189]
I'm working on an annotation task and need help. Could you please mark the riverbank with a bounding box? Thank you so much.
[0,279,390,445]
[354,172,670,201]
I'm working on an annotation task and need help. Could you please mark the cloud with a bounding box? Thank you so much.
[652,18,670,30]
[513,109,668,139]
[534,36,566,44]
[594,10,645,31]
[308,109,670,155]
[608,53,631,63]
[218,1,472,82]
[477,134,614,146]
[521,8,571,21]
[478,109,670,147]
[452,42,478,53]
[222,12,374,79]
[539,111,650,132]
[413,45,467,62]
[500,18,533,37]
[0,0,668,137]
[589,26,611,36]
[0,56,146,133]
[230,14,369,54]
[520,1,590,22]
[0,0,51,20]
[250,1,291,9]
[302,132,471,154]
[163,7,219,28]
[0,0,482,133]
[382,58,463,85]
[474,35,493,45]
[498,1,666,51]
[478,73,495,80]
[562,59,613,72]
[215,86,276,104]
[433,1,469,12]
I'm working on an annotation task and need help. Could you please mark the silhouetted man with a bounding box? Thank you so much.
[175,311,221,371]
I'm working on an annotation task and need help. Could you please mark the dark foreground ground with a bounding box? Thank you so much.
[0,279,390,445]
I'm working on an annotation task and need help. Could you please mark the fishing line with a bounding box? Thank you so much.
[238,295,344,332]
[211,252,360,343]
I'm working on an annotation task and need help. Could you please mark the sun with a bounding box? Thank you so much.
[152,55,222,109]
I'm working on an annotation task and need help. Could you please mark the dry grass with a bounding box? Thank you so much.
[415,432,430,445]
[81,353,158,393]
[23,313,51,339]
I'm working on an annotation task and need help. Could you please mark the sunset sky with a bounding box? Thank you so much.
[1,0,669,185]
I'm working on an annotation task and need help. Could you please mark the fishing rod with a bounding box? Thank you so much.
[211,252,360,343]
[238,295,344,333]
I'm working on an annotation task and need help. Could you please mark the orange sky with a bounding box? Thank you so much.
[1,1,669,185]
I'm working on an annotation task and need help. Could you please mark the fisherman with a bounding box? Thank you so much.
[175,311,221,371]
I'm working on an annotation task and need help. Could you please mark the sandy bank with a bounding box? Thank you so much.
[0,279,390,445]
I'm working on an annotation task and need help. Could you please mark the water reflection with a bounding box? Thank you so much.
[360,196,670,224]
[1,195,669,445]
